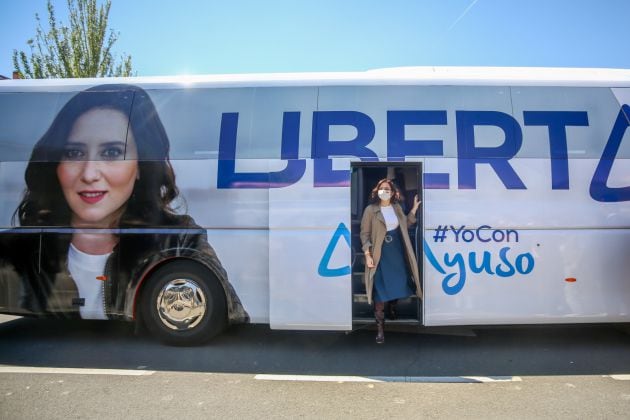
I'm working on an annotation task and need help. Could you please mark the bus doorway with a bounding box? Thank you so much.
[350,162,423,325]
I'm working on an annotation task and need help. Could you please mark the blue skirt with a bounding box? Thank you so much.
[373,228,414,303]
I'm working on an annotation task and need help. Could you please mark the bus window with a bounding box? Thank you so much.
[0,92,74,162]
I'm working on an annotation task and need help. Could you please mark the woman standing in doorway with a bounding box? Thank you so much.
[360,179,423,344]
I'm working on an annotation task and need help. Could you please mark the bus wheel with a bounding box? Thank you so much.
[140,261,227,346]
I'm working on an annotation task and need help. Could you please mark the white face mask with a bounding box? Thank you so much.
[377,189,392,201]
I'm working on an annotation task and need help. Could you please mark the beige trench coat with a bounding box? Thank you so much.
[360,203,423,304]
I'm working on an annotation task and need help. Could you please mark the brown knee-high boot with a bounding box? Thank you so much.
[375,302,385,344]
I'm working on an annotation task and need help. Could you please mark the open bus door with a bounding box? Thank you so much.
[350,162,423,325]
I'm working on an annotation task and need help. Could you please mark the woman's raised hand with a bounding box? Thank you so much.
[412,194,421,212]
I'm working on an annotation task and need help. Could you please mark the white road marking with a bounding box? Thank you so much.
[254,374,522,383]
[256,375,380,383]
[609,374,630,381]
[0,366,155,376]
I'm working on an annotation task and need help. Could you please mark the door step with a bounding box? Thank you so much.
[351,320,477,337]
[353,317,420,325]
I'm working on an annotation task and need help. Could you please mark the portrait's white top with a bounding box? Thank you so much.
[380,204,399,231]
[68,243,110,320]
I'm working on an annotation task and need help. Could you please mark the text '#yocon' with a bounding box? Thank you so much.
[432,225,519,243]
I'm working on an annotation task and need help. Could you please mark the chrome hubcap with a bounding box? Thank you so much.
[156,278,206,330]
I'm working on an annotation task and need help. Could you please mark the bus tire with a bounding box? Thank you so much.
[140,261,227,346]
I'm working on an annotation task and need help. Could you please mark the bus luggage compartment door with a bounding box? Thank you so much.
[267,160,352,330]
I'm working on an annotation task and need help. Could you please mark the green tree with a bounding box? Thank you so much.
[13,0,133,78]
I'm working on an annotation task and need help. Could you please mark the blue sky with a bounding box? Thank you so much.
[1,0,629,77]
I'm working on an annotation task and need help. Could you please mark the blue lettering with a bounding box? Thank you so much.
[515,253,534,274]
[217,112,306,189]
[312,111,377,187]
[443,253,466,295]
[387,110,450,189]
[495,247,516,277]
[456,111,526,190]
[505,229,519,242]
[476,225,492,242]
[491,230,505,242]
[423,238,535,296]
[590,105,630,202]
[462,230,474,242]
[213,106,628,202]
[450,225,465,242]
[423,239,446,275]
[423,173,450,189]
[523,111,589,189]
[468,251,495,274]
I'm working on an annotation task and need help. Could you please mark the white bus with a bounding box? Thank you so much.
[0,67,628,345]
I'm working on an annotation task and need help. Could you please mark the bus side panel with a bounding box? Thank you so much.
[424,228,630,325]
[422,154,629,324]
[269,159,352,330]
[171,159,270,323]
[419,86,629,325]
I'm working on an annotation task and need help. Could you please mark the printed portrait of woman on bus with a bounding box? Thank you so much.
[1,84,248,332]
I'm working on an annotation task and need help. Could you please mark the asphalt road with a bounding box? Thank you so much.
[1,316,629,419]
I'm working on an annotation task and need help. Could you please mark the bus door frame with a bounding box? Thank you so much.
[350,161,424,324]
